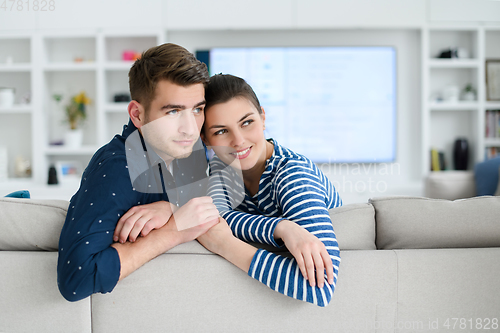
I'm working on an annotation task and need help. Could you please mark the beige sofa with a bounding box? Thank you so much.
[1,195,500,333]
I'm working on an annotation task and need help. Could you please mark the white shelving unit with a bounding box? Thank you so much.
[0,30,163,194]
[484,28,500,160]
[0,35,34,183]
[421,26,499,175]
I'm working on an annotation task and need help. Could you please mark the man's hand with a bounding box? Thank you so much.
[196,217,234,255]
[274,220,333,288]
[114,201,175,243]
[168,196,220,233]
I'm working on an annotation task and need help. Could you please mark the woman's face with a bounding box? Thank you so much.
[202,97,267,171]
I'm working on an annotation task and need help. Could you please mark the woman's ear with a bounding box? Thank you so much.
[261,106,266,130]
[128,100,145,129]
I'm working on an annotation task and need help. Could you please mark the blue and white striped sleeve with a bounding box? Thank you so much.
[207,161,284,247]
[247,163,341,307]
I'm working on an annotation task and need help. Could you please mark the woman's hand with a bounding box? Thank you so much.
[114,201,176,243]
[196,217,234,255]
[274,220,333,288]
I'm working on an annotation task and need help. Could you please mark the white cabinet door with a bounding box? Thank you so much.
[165,0,293,30]
[295,0,426,28]
[429,0,500,22]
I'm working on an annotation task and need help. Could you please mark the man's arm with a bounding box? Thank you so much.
[112,213,218,281]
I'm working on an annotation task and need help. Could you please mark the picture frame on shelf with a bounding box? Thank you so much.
[486,60,500,101]
[55,161,82,183]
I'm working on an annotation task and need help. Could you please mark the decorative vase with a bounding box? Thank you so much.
[453,138,469,170]
[65,129,83,148]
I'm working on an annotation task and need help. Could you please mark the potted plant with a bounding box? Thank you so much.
[54,92,92,148]
[462,84,476,101]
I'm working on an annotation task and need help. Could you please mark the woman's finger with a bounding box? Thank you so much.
[304,252,316,287]
[321,248,334,285]
[312,250,325,288]
[293,251,307,281]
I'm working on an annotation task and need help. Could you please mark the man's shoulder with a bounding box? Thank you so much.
[83,139,130,181]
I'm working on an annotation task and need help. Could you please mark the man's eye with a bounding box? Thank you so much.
[193,107,204,114]
[167,110,178,115]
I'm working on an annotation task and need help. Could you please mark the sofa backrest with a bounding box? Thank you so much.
[2,196,499,252]
[371,196,500,249]
[329,203,376,250]
[0,197,68,251]
[0,197,377,252]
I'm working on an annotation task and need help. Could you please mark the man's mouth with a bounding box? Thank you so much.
[174,139,194,146]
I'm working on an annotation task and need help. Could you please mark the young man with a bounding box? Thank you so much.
[57,43,219,302]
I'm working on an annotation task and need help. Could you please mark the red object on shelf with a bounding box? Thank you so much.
[122,50,135,61]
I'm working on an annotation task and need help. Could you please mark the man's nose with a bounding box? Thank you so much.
[178,110,198,135]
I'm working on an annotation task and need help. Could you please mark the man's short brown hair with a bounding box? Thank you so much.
[129,43,209,113]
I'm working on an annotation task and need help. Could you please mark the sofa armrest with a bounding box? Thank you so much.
[424,171,475,200]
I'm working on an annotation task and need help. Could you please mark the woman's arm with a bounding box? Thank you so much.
[207,163,285,247]
[197,218,336,307]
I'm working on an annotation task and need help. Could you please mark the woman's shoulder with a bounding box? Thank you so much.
[271,140,318,174]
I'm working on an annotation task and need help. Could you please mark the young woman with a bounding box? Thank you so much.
[196,74,342,307]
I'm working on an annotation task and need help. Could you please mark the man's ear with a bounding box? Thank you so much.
[200,130,208,146]
[128,100,146,128]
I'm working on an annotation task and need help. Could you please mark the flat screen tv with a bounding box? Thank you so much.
[197,47,396,163]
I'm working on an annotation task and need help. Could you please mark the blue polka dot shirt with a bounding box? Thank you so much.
[57,119,208,301]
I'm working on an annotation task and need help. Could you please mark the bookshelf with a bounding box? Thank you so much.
[0,30,163,192]
[421,26,500,175]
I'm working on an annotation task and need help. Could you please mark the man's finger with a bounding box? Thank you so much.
[113,209,136,241]
[129,216,148,242]
[118,213,142,243]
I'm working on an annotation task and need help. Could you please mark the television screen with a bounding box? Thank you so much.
[197,47,396,163]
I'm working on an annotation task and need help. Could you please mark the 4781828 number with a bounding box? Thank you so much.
[443,318,498,330]
[0,0,55,11]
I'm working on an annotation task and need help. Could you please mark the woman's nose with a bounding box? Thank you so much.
[231,129,245,147]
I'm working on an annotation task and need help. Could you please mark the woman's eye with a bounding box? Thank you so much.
[242,119,254,127]
[214,129,227,136]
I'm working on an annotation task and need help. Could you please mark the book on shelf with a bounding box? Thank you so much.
[485,110,500,138]
[430,148,446,171]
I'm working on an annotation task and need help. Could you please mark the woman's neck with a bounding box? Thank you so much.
[242,140,274,196]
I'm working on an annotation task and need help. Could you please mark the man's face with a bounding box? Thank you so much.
[141,80,205,162]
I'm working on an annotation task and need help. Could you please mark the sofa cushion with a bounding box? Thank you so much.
[329,203,376,250]
[0,197,68,251]
[371,196,500,249]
